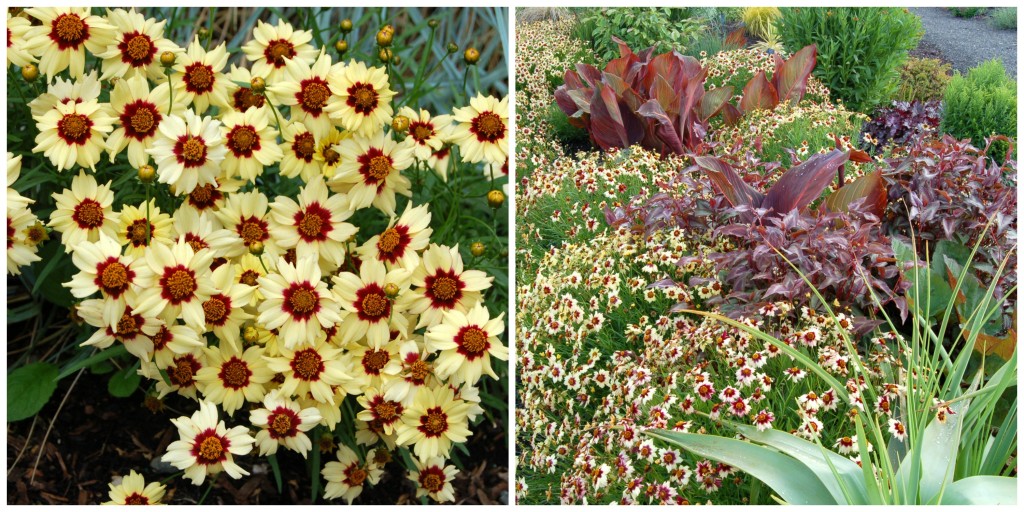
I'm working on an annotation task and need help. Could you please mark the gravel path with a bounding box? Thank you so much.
[910,7,1017,77]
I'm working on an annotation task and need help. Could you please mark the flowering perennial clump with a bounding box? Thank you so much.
[7,7,508,504]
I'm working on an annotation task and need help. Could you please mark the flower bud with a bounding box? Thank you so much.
[391,115,410,133]
[249,241,265,255]
[470,242,486,257]
[447,42,459,54]
[428,19,439,29]
[160,51,176,67]
[21,64,38,82]
[340,19,353,33]
[464,47,480,65]
[243,326,260,344]
[376,26,394,47]
[378,48,393,63]
[487,189,505,208]
[250,76,266,94]
[137,164,156,183]
[335,39,348,53]
[383,282,400,299]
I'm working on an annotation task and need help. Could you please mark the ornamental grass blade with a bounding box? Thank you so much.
[938,476,1017,505]
[693,156,764,210]
[735,424,869,504]
[761,149,850,215]
[773,44,816,105]
[645,429,838,505]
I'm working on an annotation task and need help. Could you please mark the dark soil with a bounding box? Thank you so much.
[7,370,508,505]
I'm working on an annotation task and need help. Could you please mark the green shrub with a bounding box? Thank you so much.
[894,57,953,102]
[941,59,1017,161]
[581,7,705,61]
[777,7,922,113]
[989,7,1017,29]
[948,6,988,18]
[546,102,592,149]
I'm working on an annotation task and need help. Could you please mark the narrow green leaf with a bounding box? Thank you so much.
[268,454,284,493]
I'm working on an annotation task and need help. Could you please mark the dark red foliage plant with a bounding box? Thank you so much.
[862,100,943,152]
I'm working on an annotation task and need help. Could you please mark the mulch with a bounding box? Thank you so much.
[6,370,508,505]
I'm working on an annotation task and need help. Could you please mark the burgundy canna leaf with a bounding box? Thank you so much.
[738,70,779,113]
[589,82,644,151]
[761,149,851,215]
[694,155,766,211]
[696,86,734,122]
[823,170,887,218]
[637,99,686,156]
[772,44,816,105]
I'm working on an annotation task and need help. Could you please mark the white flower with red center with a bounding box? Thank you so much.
[264,337,352,405]
[322,444,383,504]
[64,235,139,329]
[147,110,227,195]
[171,37,230,114]
[95,8,177,82]
[224,64,276,112]
[449,94,508,165]
[385,340,437,406]
[270,49,340,140]
[356,203,433,271]
[249,389,322,457]
[147,322,204,371]
[268,175,356,269]
[409,457,458,503]
[257,255,343,348]
[23,7,115,79]
[200,264,256,350]
[117,199,174,257]
[33,99,115,171]
[7,11,35,69]
[242,19,316,84]
[426,303,508,386]
[326,59,396,136]
[403,243,493,329]
[753,409,775,431]
[7,201,42,275]
[78,297,160,360]
[195,343,273,415]
[172,205,237,261]
[396,385,472,462]
[356,386,405,437]
[220,106,283,182]
[211,190,277,259]
[331,259,412,347]
[48,171,120,252]
[161,400,254,486]
[332,132,414,216]
[396,106,452,161]
[427,145,452,182]
[888,418,907,442]
[27,70,101,118]
[232,253,273,308]
[180,179,236,215]
[154,352,205,399]
[106,76,183,168]
[132,236,216,330]
[279,121,320,181]
[348,341,402,389]
[102,470,166,505]
[317,128,352,181]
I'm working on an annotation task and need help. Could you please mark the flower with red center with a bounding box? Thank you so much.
[249,389,322,457]
[449,94,508,165]
[79,298,160,361]
[106,75,183,168]
[143,322,203,371]
[195,343,273,415]
[270,49,340,140]
[220,106,283,182]
[7,200,41,275]
[102,470,167,505]
[396,106,452,160]
[753,409,775,431]
[348,341,402,388]
[409,457,459,503]
[117,198,174,257]
[322,444,384,504]
[148,109,227,195]
[199,264,256,350]
[48,171,120,252]
[425,302,508,386]
[269,175,356,269]
[96,8,177,81]
[153,352,205,400]
[333,132,414,215]
[23,7,115,78]
[326,59,396,136]
[257,255,343,349]
[395,385,472,462]
[208,190,277,260]
[171,37,230,114]
[356,386,405,436]
[132,236,216,330]
[7,12,35,69]
[427,144,452,182]
[332,259,412,347]
[27,70,102,119]
[384,340,437,406]
[242,19,316,84]
[357,203,433,271]
[64,235,139,329]
[33,98,115,171]
[161,401,254,485]
[278,122,321,181]
[264,337,352,405]
[403,243,493,328]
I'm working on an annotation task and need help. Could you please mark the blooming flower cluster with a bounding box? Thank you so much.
[7,7,508,504]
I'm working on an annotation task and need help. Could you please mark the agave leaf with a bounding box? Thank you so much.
[773,44,816,105]
[938,476,1017,505]
[637,100,685,156]
[761,149,850,215]
[697,86,734,122]
[589,83,643,151]
[693,155,765,210]
[895,401,966,504]
[645,429,838,505]
[735,424,869,504]
[822,170,887,217]
[739,70,780,113]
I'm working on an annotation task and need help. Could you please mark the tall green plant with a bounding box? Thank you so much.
[940,60,1017,163]
[777,7,922,112]
[582,7,704,62]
